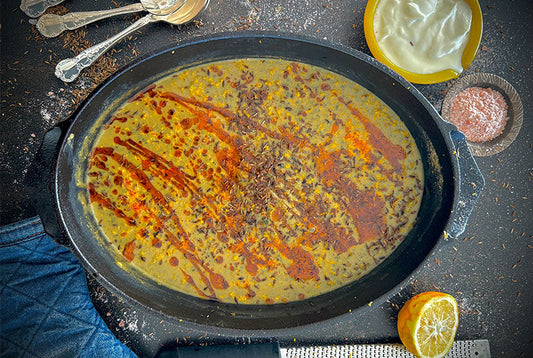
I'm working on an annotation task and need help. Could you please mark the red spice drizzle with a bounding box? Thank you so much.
[89,66,414,301]
[337,96,406,174]
[122,240,136,262]
[90,146,228,297]
[88,182,136,225]
[160,93,382,251]
[163,93,389,244]
[315,147,385,243]
[129,84,156,102]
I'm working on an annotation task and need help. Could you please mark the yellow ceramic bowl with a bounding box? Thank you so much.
[364,0,483,84]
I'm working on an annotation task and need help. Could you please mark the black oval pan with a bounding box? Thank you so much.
[27,32,484,334]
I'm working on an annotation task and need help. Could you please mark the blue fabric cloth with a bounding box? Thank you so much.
[0,217,136,358]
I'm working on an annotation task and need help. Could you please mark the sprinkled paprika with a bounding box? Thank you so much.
[87,58,424,304]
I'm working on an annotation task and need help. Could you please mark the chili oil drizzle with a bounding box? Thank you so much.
[87,59,424,304]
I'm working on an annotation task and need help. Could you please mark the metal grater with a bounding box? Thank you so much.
[280,340,490,358]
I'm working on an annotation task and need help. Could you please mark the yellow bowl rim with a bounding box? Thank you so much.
[363,0,483,84]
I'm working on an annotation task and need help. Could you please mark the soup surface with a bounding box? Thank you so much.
[87,58,424,304]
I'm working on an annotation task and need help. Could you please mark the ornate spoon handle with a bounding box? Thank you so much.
[55,14,154,83]
[36,3,145,38]
[20,0,65,18]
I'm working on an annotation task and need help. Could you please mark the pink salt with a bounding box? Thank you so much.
[449,87,509,142]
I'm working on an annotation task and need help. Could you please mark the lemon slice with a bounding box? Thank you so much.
[397,291,459,358]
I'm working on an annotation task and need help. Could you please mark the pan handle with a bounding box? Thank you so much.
[24,121,70,243]
[158,342,281,357]
[446,129,485,239]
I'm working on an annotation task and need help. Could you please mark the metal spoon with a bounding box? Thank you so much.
[55,0,209,83]
[20,0,65,18]
[36,0,186,38]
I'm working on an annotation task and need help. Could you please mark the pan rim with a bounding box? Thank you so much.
[53,31,464,332]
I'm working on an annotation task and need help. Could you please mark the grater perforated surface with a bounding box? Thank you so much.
[280,340,490,358]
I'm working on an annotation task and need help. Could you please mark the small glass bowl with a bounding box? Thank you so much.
[441,73,523,156]
[364,0,483,84]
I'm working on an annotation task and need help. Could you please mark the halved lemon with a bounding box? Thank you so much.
[397,291,459,358]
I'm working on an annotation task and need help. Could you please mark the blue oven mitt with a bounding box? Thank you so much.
[0,217,136,357]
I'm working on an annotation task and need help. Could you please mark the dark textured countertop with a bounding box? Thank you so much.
[1,0,532,357]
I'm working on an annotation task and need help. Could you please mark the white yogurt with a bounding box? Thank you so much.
[373,0,472,74]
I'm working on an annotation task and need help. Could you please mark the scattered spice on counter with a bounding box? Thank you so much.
[27,4,138,121]
[449,87,508,142]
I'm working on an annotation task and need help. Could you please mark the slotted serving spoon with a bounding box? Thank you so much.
[36,0,186,38]
[55,0,209,83]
